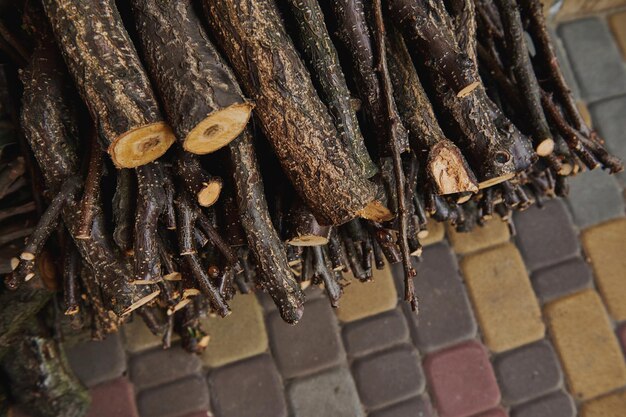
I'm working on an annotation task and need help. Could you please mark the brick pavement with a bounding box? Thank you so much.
[15,6,626,417]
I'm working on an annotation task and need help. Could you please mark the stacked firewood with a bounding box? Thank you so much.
[0,0,621,410]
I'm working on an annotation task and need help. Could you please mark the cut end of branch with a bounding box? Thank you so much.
[19,252,35,261]
[197,180,223,207]
[429,141,479,194]
[184,102,253,155]
[478,172,516,189]
[457,81,480,98]
[357,200,394,222]
[122,289,161,316]
[536,138,555,157]
[286,235,330,247]
[109,122,176,168]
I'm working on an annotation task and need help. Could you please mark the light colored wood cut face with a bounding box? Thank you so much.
[358,200,394,222]
[197,181,223,207]
[457,80,480,97]
[109,122,176,168]
[286,235,329,246]
[430,144,479,195]
[184,102,253,154]
[536,138,555,157]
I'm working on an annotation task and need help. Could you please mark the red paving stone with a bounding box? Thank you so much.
[85,377,139,417]
[424,341,501,417]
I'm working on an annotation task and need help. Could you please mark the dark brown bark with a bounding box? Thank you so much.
[112,169,135,253]
[175,150,222,208]
[76,134,103,239]
[204,0,386,225]
[130,0,252,155]
[42,0,175,168]
[284,0,377,178]
[311,246,342,307]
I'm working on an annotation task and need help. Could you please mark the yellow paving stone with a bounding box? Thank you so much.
[122,318,179,353]
[582,218,626,321]
[545,290,626,401]
[447,219,510,255]
[582,390,626,417]
[610,11,626,60]
[461,243,544,353]
[336,264,398,322]
[577,100,593,128]
[420,218,445,247]
[200,293,268,368]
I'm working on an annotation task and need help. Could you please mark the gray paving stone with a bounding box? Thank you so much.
[129,345,202,390]
[531,257,593,303]
[137,375,210,417]
[566,169,624,228]
[558,18,626,102]
[342,308,409,358]
[258,285,324,312]
[494,340,562,406]
[402,243,477,353]
[514,199,580,271]
[510,391,575,417]
[352,345,425,410]
[66,333,126,387]
[550,29,580,99]
[368,395,434,417]
[268,298,345,378]
[589,96,626,187]
[288,367,364,417]
[209,354,287,417]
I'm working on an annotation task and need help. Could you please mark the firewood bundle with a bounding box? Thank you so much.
[0,0,622,372]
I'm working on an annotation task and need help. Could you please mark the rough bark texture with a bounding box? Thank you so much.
[130,0,252,155]
[42,0,175,168]
[283,0,377,178]
[204,0,383,226]
[228,129,304,324]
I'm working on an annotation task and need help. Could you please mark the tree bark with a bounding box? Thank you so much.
[204,0,387,226]
[42,0,175,168]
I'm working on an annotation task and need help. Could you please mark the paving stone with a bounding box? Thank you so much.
[618,324,626,355]
[424,340,500,417]
[288,367,364,417]
[352,345,425,409]
[589,96,626,187]
[342,308,409,358]
[531,257,593,303]
[123,317,178,354]
[420,218,445,246]
[565,169,624,228]
[581,390,626,417]
[66,333,126,387]
[461,243,544,353]
[200,293,268,368]
[257,285,324,313]
[209,355,287,417]
[558,18,626,102]
[510,391,575,417]
[494,340,562,406]
[446,219,510,255]
[404,243,476,353]
[545,289,626,401]
[137,375,210,417]
[582,218,626,321]
[514,199,579,271]
[551,30,581,99]
[268,297,344,378]
[178,413,212,417]
[129,345,202,390]
[609,11,626,59]
[85,377,139,417]
[336,265,398,322]
[368,395,435,417]
[474,409,508,417]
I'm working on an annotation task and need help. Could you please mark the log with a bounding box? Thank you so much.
[283,0,377,178]
[175,150,222,208]
[385,24,478,195]
[42,0,175,168]
[204,0,387,225]
[130,0,252,155]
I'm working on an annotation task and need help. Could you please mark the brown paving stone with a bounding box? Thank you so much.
[461,243,544,353]
[342,308,410,358]
[420,218,445,246]
[475,408,508,417]
[137,375,210,417]
[122,317,178,354]
[66,333,126,387]
[352,345,425,409]
[581,218,626,321]
[368,395,435,417]
[610,11,626,60]
[424,340,500,417]
[336,265,398,323]
[545,289,626,401]
[129,345,202,390]
[178,413,212,417]
[531,258,593,303]
[268,297,344,378]
[447,219,510,255]
[581,390,626,417]
[85,377,139,417]
[200,293,267,368]
[209,355,287,417]
[510,391,575,417]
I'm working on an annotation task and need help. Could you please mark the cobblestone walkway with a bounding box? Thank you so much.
[14,7,626,417]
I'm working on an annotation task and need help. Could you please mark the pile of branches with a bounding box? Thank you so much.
[0,0,622,413]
